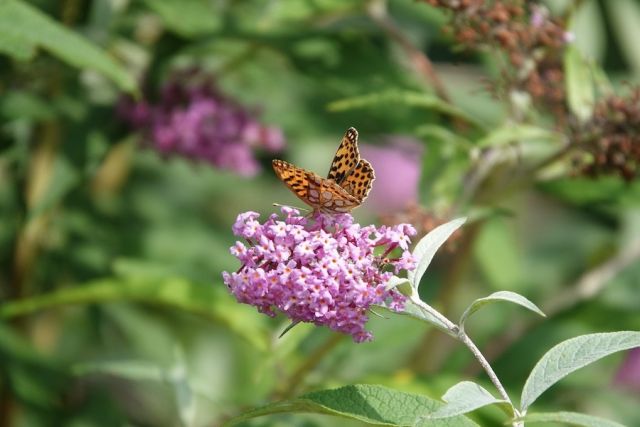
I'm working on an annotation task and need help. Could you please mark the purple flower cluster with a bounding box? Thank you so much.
[222,207,417,342]
[118,70,284,176]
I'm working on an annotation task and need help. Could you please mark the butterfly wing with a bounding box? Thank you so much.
[272,159,315,206]
[327,127,360,185]
[340,159,375,202]
[273,159,359,213]
[307,173,360,213]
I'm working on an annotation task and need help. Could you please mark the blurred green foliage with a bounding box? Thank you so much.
[1,0,639,426]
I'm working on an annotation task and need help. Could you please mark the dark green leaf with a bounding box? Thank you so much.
[0,0,136,92]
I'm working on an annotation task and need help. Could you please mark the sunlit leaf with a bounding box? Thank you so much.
[73,360,164,381]
[521,331,640,411]
[564,46,595,122]
[476,124,562,147]
[571,0,606,62]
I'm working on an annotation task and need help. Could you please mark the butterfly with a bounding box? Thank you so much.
[272,127,375,214]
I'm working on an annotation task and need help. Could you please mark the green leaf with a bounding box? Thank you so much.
[459,291,545,330]
[401,299,450,332]
[564,46,595,122]
[571,0,606,63]
[520,331,640,411]
[0,275,270,351]
[428,381,511,420]
[606,0,640,74]
[223,384,480,426]
[385,276,411,292]
[476,124,562,147]
[522,411,627,427]
[327,90,484,129]
[0,27,35,60]
[408,217,466,290]
[140,0,222,37]
[0,0,136,92]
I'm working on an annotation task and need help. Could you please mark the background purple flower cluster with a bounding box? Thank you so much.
[222,207,417,342]
[118,69,285,176]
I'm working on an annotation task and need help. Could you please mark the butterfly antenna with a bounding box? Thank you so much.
[272,203,310,212]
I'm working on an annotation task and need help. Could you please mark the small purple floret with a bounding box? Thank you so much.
[222,207,417,342]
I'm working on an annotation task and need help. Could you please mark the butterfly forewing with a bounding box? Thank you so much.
[327,127,360,185]
[272,159,310,201]
[272,159,359,213]
[273,127,374,214]
[341,159,375,202]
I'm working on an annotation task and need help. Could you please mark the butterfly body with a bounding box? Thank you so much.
[272,127,375,214]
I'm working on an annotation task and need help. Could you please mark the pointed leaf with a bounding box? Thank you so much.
[140,0,222,37]
[408,218,466,290]
[72,360,164,381]
[428,381,510,420]
[564,46,595,122]
[521,331,640,411]
[402,298,450,332]
[476,124,561,147]
[0,0,136,92]
[327,90,484,129]
[523,411,626,427]
[459,291,545,330]
[224,384,479,426]
[385,276,410,290]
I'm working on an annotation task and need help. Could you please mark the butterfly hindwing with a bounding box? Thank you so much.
[308,173,360,213]
[341,159,375,202]
[327,127,359,185]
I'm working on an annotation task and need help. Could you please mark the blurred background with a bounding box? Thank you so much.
[1,0,639,425]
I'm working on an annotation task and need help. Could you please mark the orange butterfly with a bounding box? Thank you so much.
[272,127,375,214]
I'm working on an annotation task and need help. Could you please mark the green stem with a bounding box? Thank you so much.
[409,296,521,424]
